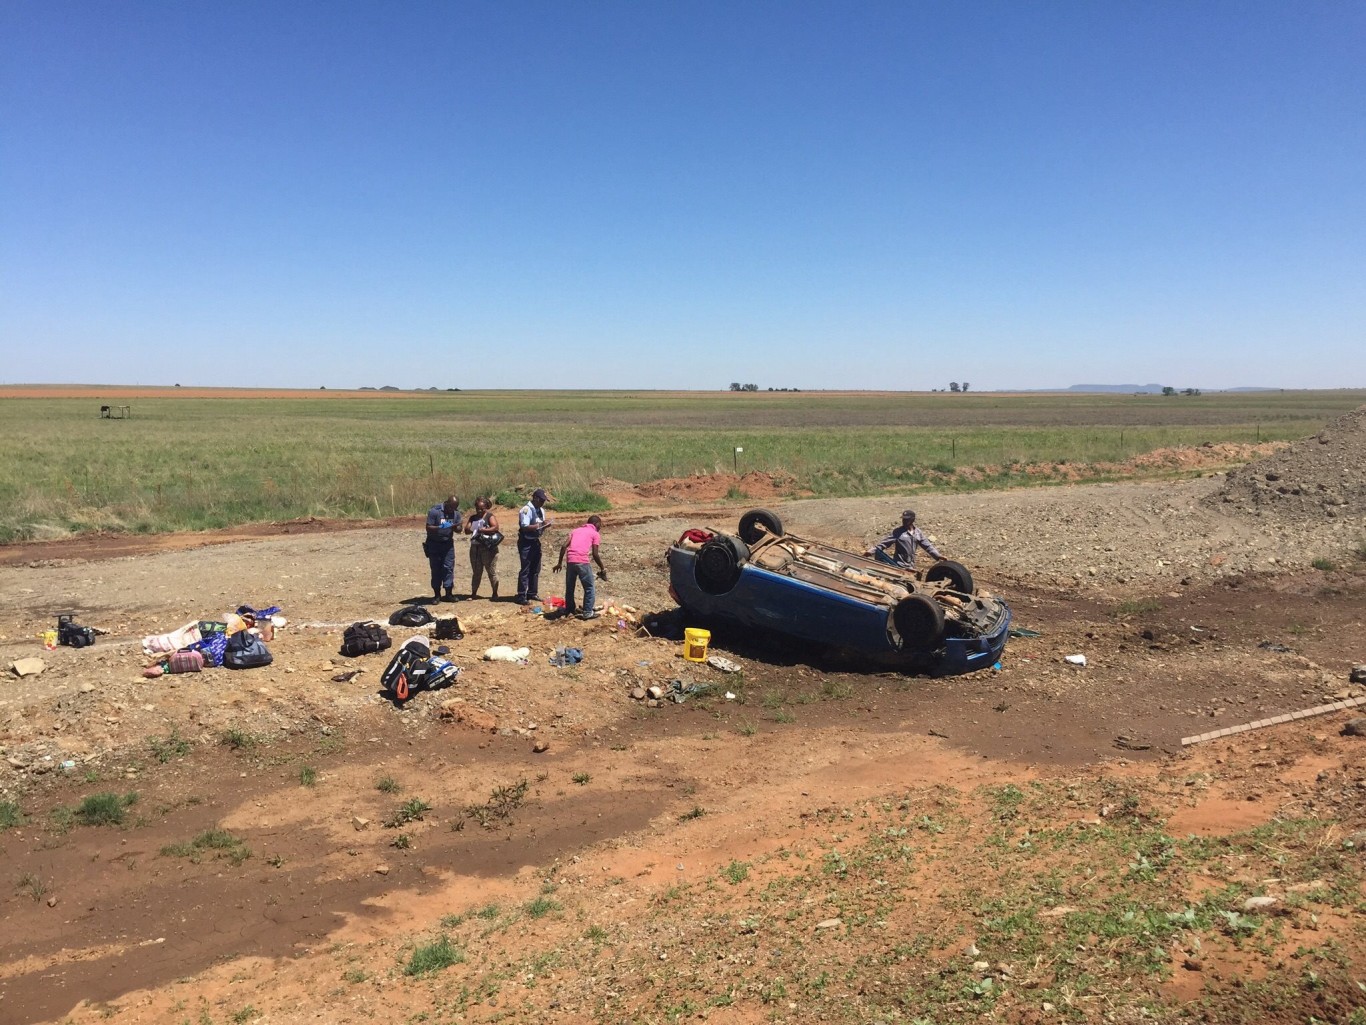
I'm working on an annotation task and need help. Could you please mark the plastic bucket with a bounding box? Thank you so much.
[683,627,711,662]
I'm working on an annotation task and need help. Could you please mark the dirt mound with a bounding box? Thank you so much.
[635,470,798,502]
[1213,405,1366,521]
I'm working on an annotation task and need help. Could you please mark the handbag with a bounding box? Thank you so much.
[473,530,504,548]
[223,631,273,670]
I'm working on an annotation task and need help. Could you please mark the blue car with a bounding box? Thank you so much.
[667,509,1011,675]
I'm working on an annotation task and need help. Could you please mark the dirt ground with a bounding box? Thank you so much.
[2,474,1365,1024]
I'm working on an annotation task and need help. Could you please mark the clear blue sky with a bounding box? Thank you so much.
[2,1,1362,391]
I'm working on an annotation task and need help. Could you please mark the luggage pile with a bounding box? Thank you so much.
[141,605,282,677]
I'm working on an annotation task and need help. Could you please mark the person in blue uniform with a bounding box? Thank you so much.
[424,496,462,602]
[515,488,554,605]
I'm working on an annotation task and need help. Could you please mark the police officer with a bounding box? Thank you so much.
[424,496,462,602]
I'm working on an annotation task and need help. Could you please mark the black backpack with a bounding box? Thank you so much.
[378,637,460,704]
[223,631,273,670]
[340,621,392,657]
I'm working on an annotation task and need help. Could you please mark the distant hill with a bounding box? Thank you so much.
[1068,384,1165,393]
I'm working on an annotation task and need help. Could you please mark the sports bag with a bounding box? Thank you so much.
[379,636,461,704]
[223,631,273,670]
[340,621,392,657]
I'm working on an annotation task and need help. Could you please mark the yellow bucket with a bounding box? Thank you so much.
[683,627,711,662]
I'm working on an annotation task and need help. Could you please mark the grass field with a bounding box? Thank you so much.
[2,387,1363,542]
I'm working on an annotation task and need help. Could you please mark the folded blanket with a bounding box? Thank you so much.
[142,622,201,656]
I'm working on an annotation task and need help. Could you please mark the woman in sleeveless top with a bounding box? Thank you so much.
[465,497,501,599]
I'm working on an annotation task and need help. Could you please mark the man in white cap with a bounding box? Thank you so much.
[866,509,942,569]
[515,488,554,604]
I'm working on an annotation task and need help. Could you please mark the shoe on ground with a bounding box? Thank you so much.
[527,595,543,602]
[579,611,600,621]
[514,596,529,606]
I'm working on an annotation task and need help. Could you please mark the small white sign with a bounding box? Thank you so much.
[735,447,743,453]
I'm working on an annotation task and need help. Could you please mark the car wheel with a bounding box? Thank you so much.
[924,559,973,594]
[893,595,945,654]
[737,508,783,544]
[695,536,748,595]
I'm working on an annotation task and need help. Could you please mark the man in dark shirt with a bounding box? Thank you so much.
[424,496,462,602]
[866,509,943,569]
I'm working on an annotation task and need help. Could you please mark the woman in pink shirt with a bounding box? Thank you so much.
[553,515,608,620]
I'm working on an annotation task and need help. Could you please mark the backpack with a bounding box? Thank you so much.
[223,631,273,670]
[340,621,392,657]
[379,637,460,704]
[389,605,435,628]
[433,616,464,640]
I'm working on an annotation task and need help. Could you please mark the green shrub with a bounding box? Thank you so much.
[551,488,611,513]
[0,801,22,832]
[404,934,463,976]
[1311,557,1337,572]
[75,792,137,826]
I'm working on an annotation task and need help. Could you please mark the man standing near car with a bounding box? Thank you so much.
[553,514,608,619]
[424,496,462,602]
[515,488,554,605]
[866,509,942,569]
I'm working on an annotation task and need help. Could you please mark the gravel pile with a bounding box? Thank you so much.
[1212,405,1366,522]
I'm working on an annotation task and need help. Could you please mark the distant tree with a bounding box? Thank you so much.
[1182,387,1202,396]
[962,382,970,392]
[1161,386,1177,396]
[729,382,742,391]
[949,382,961,392]
[742,383,759,392]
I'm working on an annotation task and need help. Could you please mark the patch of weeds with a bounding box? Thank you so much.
[265,853,284,867]
[404,934,464,977]
[463,778,529,829]
[1311,557,1337,572]
[149,729,192,763]
[552,488,610,513]
[584,924,608,942]
[736,718,758,737]
[440,912,466,928]
[476,903,500,920]
[220,728,258,753]
[525,895,562,918]
[1112,597,1161,616]
[761,691,784,710]
[0,800,22,832]
[772,708,796,724]
[16,872,48,901]
[230,1008,258,1024]
[572,771,592,785]
[680,805,706,821]
[48,805,75,835]
[384,797,431,828]
[986,784,1025,822]
[376,776,400,794]
[342,968,367,984]
[722,860,750,885]
[391,833,412,850]
[298,766,317,787]
[161,827,251,866]
[821,679,853,699]
[75,791,138,827]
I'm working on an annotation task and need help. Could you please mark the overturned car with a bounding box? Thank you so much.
[667,509,1011,675]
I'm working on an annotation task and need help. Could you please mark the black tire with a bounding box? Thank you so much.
[893,595,945,655]
[695,536,748,595]
[737,508,783,545]
[924,559,974,594]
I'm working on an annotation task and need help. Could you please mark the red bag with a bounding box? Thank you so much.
[168,650,204,674]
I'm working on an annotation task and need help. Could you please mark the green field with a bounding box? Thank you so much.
[2,388,1363,542]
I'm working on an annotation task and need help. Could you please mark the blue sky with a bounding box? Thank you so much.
[2,1,1363,391]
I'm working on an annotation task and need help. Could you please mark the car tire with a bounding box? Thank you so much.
[695,536,748,595]
[893,595,945,654]
[924,559,974,594]
[737,508,783,545]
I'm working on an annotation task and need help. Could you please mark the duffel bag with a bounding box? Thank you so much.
[224,631,273,670]
[341,621,392,657]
